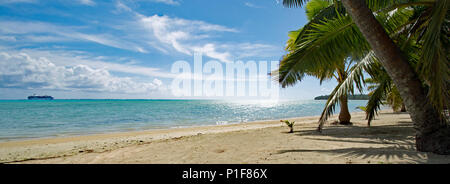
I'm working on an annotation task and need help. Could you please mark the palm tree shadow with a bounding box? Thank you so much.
[278,123,450,163]
[396,121,413,124]
[276,146,432,163]
[294,124,415,141]
[302,137,410,145]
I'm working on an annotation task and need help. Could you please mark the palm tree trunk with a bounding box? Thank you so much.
[339,95,351,124]
[336,67,351,124]
[401,103,407,112]
[341,0,450,154]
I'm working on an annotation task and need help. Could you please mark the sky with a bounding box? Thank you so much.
[0,0,341,100]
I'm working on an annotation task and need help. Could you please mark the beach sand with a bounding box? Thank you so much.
[1,110,449,164]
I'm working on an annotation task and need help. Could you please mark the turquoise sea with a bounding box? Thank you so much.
[0,99,368,141]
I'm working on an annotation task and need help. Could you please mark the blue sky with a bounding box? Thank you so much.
[0,0,340,99]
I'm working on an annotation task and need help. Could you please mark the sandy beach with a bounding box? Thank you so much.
[1,110,449,164]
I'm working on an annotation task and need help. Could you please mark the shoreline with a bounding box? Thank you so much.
[0,109,367,144]
[0,111,339,146]
[2,110,449,164]
[0,111,364,163]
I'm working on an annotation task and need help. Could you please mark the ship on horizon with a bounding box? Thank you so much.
[28,94,54,100]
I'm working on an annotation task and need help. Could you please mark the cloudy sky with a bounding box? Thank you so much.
[0,0,338,99]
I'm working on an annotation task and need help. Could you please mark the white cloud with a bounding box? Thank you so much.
[3,48,177,79]
[115,0,132,12]
[152,78,162,86]
[193,43,232,63]
[24,35,71,42]
[137,14,237,57]
[148,0,179,5]
[193,42,279,62]
[0,52,165,93]
[0,20,147,53]
[0,35,16,42]
[0,2,281,64]
[79,0,95,6]
[127,10,279,62]
[244,2,262,8]
[227,43,280,59]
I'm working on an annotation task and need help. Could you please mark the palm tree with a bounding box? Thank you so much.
[278,2,354,124]
[275,0,411,127]
[281,0,450,154]
[386,86,405,112]
[366,76,406,113]
[355,106,368,120]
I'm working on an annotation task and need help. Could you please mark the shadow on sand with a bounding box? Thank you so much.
[277,123,450,163]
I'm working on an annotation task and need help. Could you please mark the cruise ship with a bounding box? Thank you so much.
[28,94,54,100]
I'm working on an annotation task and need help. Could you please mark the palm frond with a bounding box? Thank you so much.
[317,51,378,131]
[291,0,347,47]
[365,75,391,126]
[275,15,370,87]
[416,0,449,117]
[386,85,404,111]
[366,0,434,12]
[306,0,336,20]
[282,0,310,8]
[376,6,414,35]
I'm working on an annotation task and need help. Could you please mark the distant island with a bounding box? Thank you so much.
[314,94,369,100]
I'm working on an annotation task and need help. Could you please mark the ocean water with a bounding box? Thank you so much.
[0,99,368,141]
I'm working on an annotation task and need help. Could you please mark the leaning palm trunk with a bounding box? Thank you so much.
[341,0,450,154]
